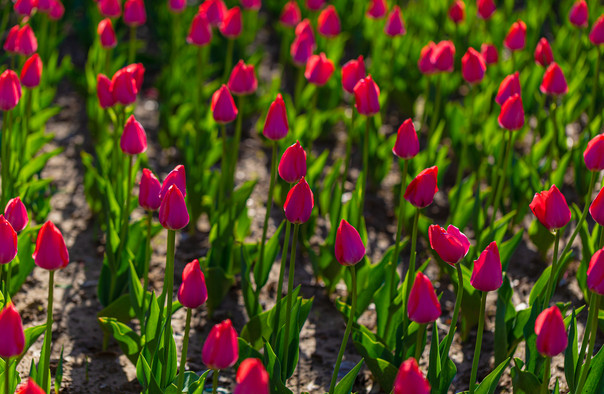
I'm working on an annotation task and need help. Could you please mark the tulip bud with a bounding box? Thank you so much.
[569,0,588,28]
[16,25,38,57]
[470,241,502,292]
[187,12,213,47]
[262,94,289,141]
[16,379,46,394]
[476,0,495,20]
[228,60,258,96]
[168,0,186,13]
[98,0,121,18]
[278,141,306,183]
[178,259,208,308]
[305,0,324,11]
[159,185,190,230]
[126,63,145,91]
[504,20,527,51]
[290,31,315,66]
[392,119,419,159]
[535,306,568,357]
[220,7,242,38]
[495,72,521,106]
[540,62,568,96]
[534,38,554,67]
[121,115,147,155]
[280,1,301,28]
[481,43,498,64]
[353,75,380,116]
[33,221,69,271]
[211,85,238,124]
[498,94,524,131]
[448,0,465,25]
[428,224,470,265]
[0,303,25,358]
[241,0,261,11]
[160,165,187,199]
[407,272,441,323]
[385,6,406,37]
[0,70,22,111]
[97,19,117,49]
[404,166,438,208]
[4,25,19,53]
[584,134,604,171]
[38,0,50,10]
[139,169,161,211]
[284,177,314,224]
[342,56,366,94]
[318,6,341,38]
[14,0,36,16]
[234,358,270,394]
[295,20,316,48]
[590,185,604,226]
[20,54,42,89]
[124,0,147,26]
[202,319,239,370]
[529,184,571,231]
[49,0,65,20]
[0,215,17,264]
[590,15,604,45]
[587,248,604,294]
[393,358,431,394]
[461,47,486,84]
[199,0,226,27]
[97,74,115,109]
[430,41,455,73]
[367,0,387,19]
[335,220,366,266]
[4,197,29,232]
[305,53,335,86]
[111,68,138,105]
[418,42,437,75]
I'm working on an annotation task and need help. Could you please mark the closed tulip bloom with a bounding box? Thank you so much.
[37,0,50,10]
[591,186,604,225]
[49,0,64,20]
[199,0,226,26]
[160,164,187,199]
[4,25,19,53]
[569,1,588,28]
[0,215,18,264]
[305,0,324,11]
[540,62,568,96]
[470,242,502,291]
[278,141,306,183]
[168,0,186,13]
[212,85,238,124]
[385,6,406,37]
[430,41,455,73]
[0,70,22,111]
[139,169,161,211]
[404,166,438,208]
[228,60,258,96]
[97,19,117,49]
[220,7,242,38]
[393,358,431,394]
[111,68,138,105]
[418,42,437,75]
[5,197,29,232]
[98,0,121,18]
[534,38,554,67]
[178,259,208,308]
[234,358,269,394]
[14,0,36,16]
[187,12,212,47]
[392,119,419,159]
[587,248,604,294]
[295,19,316,46]
[15,25,38,57]
[305,53,335,86]
[241,0,261,11]
[504,20,527,51]
[498,94,524,130]
[408,272,441,324]
[125,63,145,91]
[121,115,147,155]
[535,306,568,357]
[318,6,340,38]
[202,319,239,370]
[280,1,301,28]
[21,54,42,89]
[481,43,498,64]
[477,0,495,20]
[342,56,366,94]
[33,221,69,271]
[584,134,604,170]
[335,220,366,266]
[284,177,314,224]
[353,75,380,116]
[462,47,486,84]
[290,31,315,66]
[263,94,289,140]
[97,74,115,109]
[495,72,521,106]
[0,303,25,358]
[428,224,470,265]
[529,184,571,231]
[16,379,46,394]
[124,0,147,26]
[448,0,465,24]
[367,0,387,19]
[590,15,604,45]
[159,185,190,230]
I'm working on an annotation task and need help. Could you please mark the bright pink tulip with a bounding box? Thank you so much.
[178,259,208,309]
[16,25,38,57]
[495,72,521,106]
[498,94,524,130]
[139,169,161,211]
[290,31,315,66]
[461,47,486,84]
[428,224,470,265]
[124,0,147,26]
[202,319,239,370]
[16,379,45,394]
[263,94,289,140]
[367,0,387,19]
[199,0,226,26]
[591,184,604,225]
[481,43,498,64]
[590,15,604,45]
[278,141,306,183]
[4,197,29,232]
[160,165,186,198]
[168,0,186,13]
[305,53,335,86]
[284,177,314,224]
[295,19,316,46]
[404,166,438,208]
[4,25,19,53]
[535,306,568,357]
[220,7,242,38]
[33,221,69,271]
[407,272,441,324]
[98,0,121,17]
[125,63,145,91]
[418,42,437,75]
[305,0,324,11]
[476,0,495,20]
[393,358,431,394]
[529,184,571,231]
[14,0,36,16]
[121,115,147,155]
[97,19,117,49]
[211,85,238,124]
[335,220,366,266]
[159,185,189,230]
[540,62,568,96]
[569,1,588,28]
[280,1,301,28]
[587,248,604,294]
[187,12,212,46]
[534,38,554,67]
[20,54,42,89]
[342,56,366,94]
[111,68,138,105]
[234,358,270,394]
[0,303,25,358]
[384,6,406,37]
[392,119,419,159]
[584,134,604,170]
[0,215,17,264]
[430,40,455,73]
[49,0,64,20]
[228,60,258,95]
[97,74,115,109]
[240,0,261,11]
[470,241,502,292]
[353,75,380,116]
[318,6,340,38]
[0,70,22,111]
[448,0,465,24]
[504,20,527,51]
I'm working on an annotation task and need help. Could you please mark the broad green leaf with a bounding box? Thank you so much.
[333,359,364,394]
[475,357,511,394]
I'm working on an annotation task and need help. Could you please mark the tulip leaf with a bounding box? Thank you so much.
[474,357,511,394]
[529,265,551,306]
[253,220,285,289]
[352,326,397,391]
[583,345,604,393]
[511,358,542,393]
[263,341,293,394]
[494,275,515,366]
[16,323,47,367]
[54,346,64,394]
[9,226,39,296]
[565,308,579,392]
[333,359,364,394]
[128,260,145,324]
[97,317,141,364]
[203,266,234,316]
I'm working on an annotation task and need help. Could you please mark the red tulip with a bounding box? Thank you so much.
[590,186,604,225]
[535,306,568,357]
[367,0,387,19]
[481,43,498,64]
[461,47,486,84]
[335,220,366,266]
[98,18,117,49]
[384,6,406,37]
[407,272,441,324]
[495,72,521,106]
[353,75,380,116]
[278,141,306,183]
[139,169,161,211]
[476,0,495,20]
[16,25,38,57]
[342,56,366,94]
[160,165,187,199]
[428,224,470,265]
[418,41,437,75]
[295,19,316,46]
[498,94,524,130]
[98,0,121,18]
[280,1,301,28]
[318,6,340,38]
[0,215,17,264]
[587,248,604,294]
[187,12,213,47]
[4,197,29,232]
[290,30,315,66]
[404,166,438,208]
[305,53,335,86]
[211,85,238,124]
[124,0,147,27]
[392,119,419,159]
[199,0,226,27]
[263,94,289,140]
[0,303,25,358]
[111,68,138,105]
[228,60,258,95]
[448,0,465,24]
[14,0,36,16]
[178,259,208,308]
[159,185,190,230]
[470,241,502,292]
[529,184,571,231]
[97,74,115,109]
[241,0,261,11]
[168,0,186,13]
[305,0,324,11]
[569,1,588,28]
[33,221,69,271]
[584,133,604,171]
[4,25,19,53]
[38,0,51,11]
[430,40,455,73]
[504,20,527,51]
[540,62,568,96]
[125,63,145,91]
[121,115,147,155]
[16,379,45,394]
[393,358,431,394]
[220,7,242,38]
[49,0,64,20]
[534,38,554,67]
[234,358,269,394]
[202,319,239,370]
[0,70,22,111]
[284,177,314,224]
[590,15,604,45]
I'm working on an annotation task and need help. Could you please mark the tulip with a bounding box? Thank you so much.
[534,38,554,67]
[540,62,568,96]
[33,221,69,271]
[418,41,437,75]
[353,75,380,116]
[495,72,521,106]
[241,0,261,11]
[160,164,186,198]
[14,0,36,16]
[211,85,238,124]
[16,379,45,394]
[305,0,324,11]
[590,15,604,45]
[587,248,604,294]
[342,56,366,94]
[278,141,306,183]
[98,0,121,18]
[448,0,465,24]
[0,303,25,358]
[318,6,340,38]
[4,197,29,232]
[110,68,138,105]
[305,53,335,86]
[199,0,226,26]
[295,19,316,46]
[384,6,406,37]
[4,25,19,53]
[529,184,571,231]
[481,43,498,64]
[428,225,470,265]
[15,25,38,57]
[393,358,431,394]
[0,70,22,111]
[220,7,242,38]
[96,74,115,109]
[392,119,419,159]
[590,186,604,226]
[0,215,18,265]
[584,134,604,171]
[178,259,208,308]
[535,306,567,357]
[263,94,289,140]
[202,319,239,370]
[498,94,524,131]
[462,47,486,84]
[290,30,315,66]
[159,185,189,230]
[280,1,301,28]
[504,20,527,51]
[404,166,438,209]
[407,272,441,324]
[120,115,147,155]
[124,0,146,26]
[569,1,588,28]
[168,0,186,13]
[477,0,496,20]
[48,0,64,20]
[367,0,387,19]
[187,12,212,47]
[139,169,161,211]
[126,63,145,91]
[284,177,314,224]
[228,60,258,96]
[97,19,117,49]
[470,242,502,291]
[430,40,455,72]
[234,358,270,394]
[335,220,366,266]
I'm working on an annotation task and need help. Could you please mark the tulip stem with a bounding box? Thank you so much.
[550,101,561,160]
[544,229,561,306]
[541,356,551,394]
[294,66,305,112]
[218,124,228,212]
[358,117,370,227]
[4,357,8,394]
[212,369,219,394]
[223,39,234,82]
[128,26,136,63]
[332,107,355,246]
[441,262,464,360]
[590,45,601,125]
[576,294,600,394]
[454,87,474,212]
[117,156,134,267]
[141,210,153,324]
[402,210,420,341]
[41,270,55,392]
[282,223,300,381]
[576,291,596,387]
[487,130,513,243]
[415,323,426,361]
[160,229,176,388]
[18,89,32,176]
[176,307,192,392]
[258,141,279,286]
[420,79,430,130]
[272,219,291,348]
[1,110,13,208]
[429,75,442,136]
[328,265,357,394]
[469,290,487,394]
[228,95,245,196]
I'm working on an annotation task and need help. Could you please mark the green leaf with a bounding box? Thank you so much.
[263,341,292,394]
[583,345,604,393]
[128,259,145,323]
[54,347,64,394]
[529,265,551,306]
[16,323,46,366]
[97,293,136,323]
[98,317,141,364]
[333,359,364,394]
[475,357,511,394]
[253,220,285,289]
[564,308,578,392]
[204,266,234,315]
[512,358,541,393]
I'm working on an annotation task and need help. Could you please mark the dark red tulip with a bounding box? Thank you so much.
[335,220,366,266]
[367,0,387,19]
[535,306,567,357]
[529,184,571,231]
[139,169,161,211]
[178,259,208,309]
[471,241,502,292]
[97,74,115,109]
[124,0,147,27]
[498,94,524,130]
[278,141,306,183]
[534,38,554,67]
[159,185,189,230]
[428,224,470,265]
[448,0,465,24]
[504,20,527,51]
[430,41,455,73]
[495,72,521,106]
[590,15,604,45]
[187,12,213,47]
[202,319,239,370]
[305,53,335,86]
[584,134,604,171]
[0,215,18,264]
[284,177,314,224]
[0,70,22,111]
[318,6,340,38]
[481,43,498,64]
[280,1,301,28]
[461,47,486,84]
[33,221,69,271]
[393,358,430,394]
[98,18,117,49]
[392,119,419,159]
[342,56,366,94]
[407,272,441,324]
[234,358,269,394]
[0,303,25,358]
[4,197,28,232]
[263,94,289,141]
[540,62,568,96]
[476,0,495,20]
[569,1,588,28]
[384,6,406,37]
[228,60,258,96]
[220,7,242,38]
[404,166,438,208]
[199,0,226,26]
[353,75,380,116]
[211,85,238,124]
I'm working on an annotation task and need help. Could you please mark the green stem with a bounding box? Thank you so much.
[575,291,596,386]
[141,210,153,325]
[41,270,55,392]
[551,102,561,159]
[590,45,601,124]
[576,294,601,394]
[218,124,228,211]
[176,308,192,392]
[358,117,370,226]
[228,95,245,194]
[331,107,355,246]
[117,156,134,262]
[282,223,299,381]
[541,357,551,394]
[18,88,32,175]
[294,66,305,112]
[454,88,474,211]
[4,357,9,394]
[469,291,487,394]
[390,159,409,299]
[272,219,291,348]
[1,110,13,208]
[429,75,442,135]
[544,229,561,306]
[414,323,426,361]
[223,39,234,81]
[212,369,219,394]
[258,143,278,278]
[402,210,420,339]
[160,229,176,387]
[328,265,357,394]
[128,26,136,63]
[487,130,513,242]
[420,79,430,130]
[441,262,464,360]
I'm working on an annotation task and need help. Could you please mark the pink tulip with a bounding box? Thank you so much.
[305,53,335,86]
[0,303,25,358]
[228,60,258,96]
[263,94,289,140]
[384,6,406,37]
[187,12,212,47]
[393,358,431,394]
[534,38,554,67]
[202,319,239,370]
[278,141,306,183]
[392,119,419,160]
[404,166,438,208]
[470,241,502,292]
[461,47,486,84]
[4,197,29,232]
[430,41,455,72]
[504,20,527,51]
[280,1,301,28]
[240,0,261,11]
[98,19,117,49]
[448,0,465,25]
[199,0,226,27]
[498,94,524,130]
[540,62,568,96]
[584,134,604,171]
[211,85,238,124]
[16,379,46,394]
[15,25,38,57]
[97,74,115,109]
[367,0,387,19]
[428,224,470,265]
[14,0,37,17]
[418,42,437,75]
[120,115,147,155]
[477,0,496,20]
[587,248,604,294]
[48,0,64,20]
[98,0,121,18]
[407,272,441,324]
[0,215,17,264]
[590,15,604,45]
[220,7,242,38]
[341,56,366,94]
[111,68,138,105]
[234,358,270,394]
[168,0,186,13]
[353,75,380,116]
[178,259,208,308]
[4,25,19,53]
[495,72,521,106]
[529,184,571,231]
[0,70,22,111]
[481,43,498,64]
[318,6,340,38]
[335,220,366,266]
[535,306,568,357]
[33,221,69,271]
[124,0,147,26]
[160,165,187,199]
[284,177,314,224]
[159,185,190,230]
[139,169,162,211]
[305,0,324,11]
[569,1,588,28]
